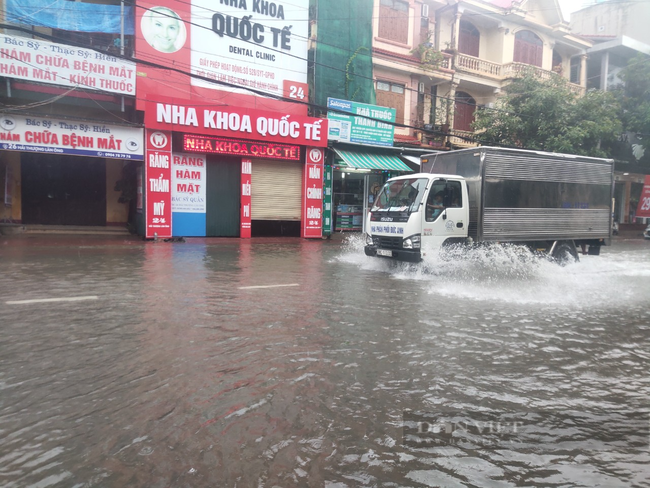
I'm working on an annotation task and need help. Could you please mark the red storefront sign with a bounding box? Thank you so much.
[636,175,650,218]
[145,129,173,238]
[302,147,325,238]
[145,99,327,147]
[184,134,300,160]
[241,159,252,239]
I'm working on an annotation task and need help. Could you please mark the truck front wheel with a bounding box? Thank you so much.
[551,241,579,265]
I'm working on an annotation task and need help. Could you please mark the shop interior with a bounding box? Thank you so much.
[332,169,388,232]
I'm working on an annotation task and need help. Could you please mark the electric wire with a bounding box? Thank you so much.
[0,1,645,143]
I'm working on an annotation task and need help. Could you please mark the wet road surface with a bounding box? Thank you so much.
[1,235,649,487]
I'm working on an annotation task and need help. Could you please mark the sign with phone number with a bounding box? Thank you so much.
[0,113,144,160]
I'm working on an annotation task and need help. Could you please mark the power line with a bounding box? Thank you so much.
[0,2,597,111]
[2,1,644,144]
[0,21,617,147]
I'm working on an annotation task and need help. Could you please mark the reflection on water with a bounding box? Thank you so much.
[0,236,648,487]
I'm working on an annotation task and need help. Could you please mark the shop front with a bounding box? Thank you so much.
[328,146,413,233]
[323,98,417,234]
[0,113,144,228]
[143,99,327,239]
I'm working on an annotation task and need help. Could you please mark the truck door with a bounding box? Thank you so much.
[423,180,467,244]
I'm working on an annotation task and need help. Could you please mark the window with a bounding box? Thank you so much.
[458,21,480,58]
[373,178,429,214]
[425,180,463,222]
[378,0,409,44]
[454,91,476,132]
[571,57,581,85]
[514,30,543,67]
[552,50,563,74]
[376,81,405,125]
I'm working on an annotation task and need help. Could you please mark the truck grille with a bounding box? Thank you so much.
[375,236,402,249]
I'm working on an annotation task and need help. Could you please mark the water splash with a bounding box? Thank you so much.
[337,237,650,308]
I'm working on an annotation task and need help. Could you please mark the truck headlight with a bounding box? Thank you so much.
[366,233,374,246]
[403,234,421,249]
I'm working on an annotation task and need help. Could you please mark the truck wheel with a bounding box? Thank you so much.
[552,241,579,265]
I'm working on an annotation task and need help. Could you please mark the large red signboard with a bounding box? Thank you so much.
[184,134,300,160]
[145,99,327,147]
[302,148,325,238]
[135,0,309,116]
[635,175,650,218]
[241,159,252,239]
[145,129,173,238]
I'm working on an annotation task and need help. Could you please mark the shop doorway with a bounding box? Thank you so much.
[251,159,302,237]
[333,171,384,232]
[206,157,240,236]
[21,154,106,226]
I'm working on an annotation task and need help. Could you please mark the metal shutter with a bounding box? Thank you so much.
[251,159,302,220]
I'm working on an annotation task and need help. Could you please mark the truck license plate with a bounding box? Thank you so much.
[377,249,392,257]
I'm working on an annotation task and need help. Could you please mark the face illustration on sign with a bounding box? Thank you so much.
[141,6,187,53]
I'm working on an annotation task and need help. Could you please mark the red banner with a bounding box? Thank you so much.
[241,159,252,239]
[302,148,325,238]
[145,129,173,238]
[145,99,328,147]
[635,175,650,218]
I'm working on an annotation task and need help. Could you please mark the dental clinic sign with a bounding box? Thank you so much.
[191,0,309,98]
[0,34,136,95]
[0,114,143,159]
[145,100,327,147]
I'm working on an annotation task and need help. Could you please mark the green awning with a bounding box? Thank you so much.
[333,148,411,171]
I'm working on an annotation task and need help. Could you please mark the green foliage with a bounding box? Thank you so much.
[618,54,650,163]
[620,54,650,132]
[472,70,622,158]
[411,32,444,71]
[345,46,369,100]
[412,44,444,71]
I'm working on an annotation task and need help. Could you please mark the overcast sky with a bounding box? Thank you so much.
[559,0,591,21]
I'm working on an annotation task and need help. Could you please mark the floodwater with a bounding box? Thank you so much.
[0,236,649,487]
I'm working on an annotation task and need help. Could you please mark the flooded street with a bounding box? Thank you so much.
[1,236,649,487]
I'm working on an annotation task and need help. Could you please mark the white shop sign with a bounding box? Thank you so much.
[171,152,206,213]
[0,114,143,160]
[0,34,136,95]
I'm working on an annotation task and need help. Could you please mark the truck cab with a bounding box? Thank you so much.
[364,173,469,262]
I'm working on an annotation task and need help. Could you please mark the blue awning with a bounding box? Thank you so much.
[333,148,412,171]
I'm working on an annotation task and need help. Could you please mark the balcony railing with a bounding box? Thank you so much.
[456,54,501,78]
[439,52,453,71]
[455,55,585,95]
[448,129,479,148]
[502,63,585,95]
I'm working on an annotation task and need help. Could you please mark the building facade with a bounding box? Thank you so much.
[370,0,591,149]
[570,0,650,225]
[0,1,141,231]
[0,0,328,238]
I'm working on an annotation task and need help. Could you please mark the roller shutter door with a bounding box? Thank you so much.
[251,159,302,220]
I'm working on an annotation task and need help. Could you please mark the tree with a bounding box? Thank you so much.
[618,53,650,164]
[472,70,622,158]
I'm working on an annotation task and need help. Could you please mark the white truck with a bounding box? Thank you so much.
[364,147,614,263]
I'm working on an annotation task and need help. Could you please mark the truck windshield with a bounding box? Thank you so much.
[371,178,429,213]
